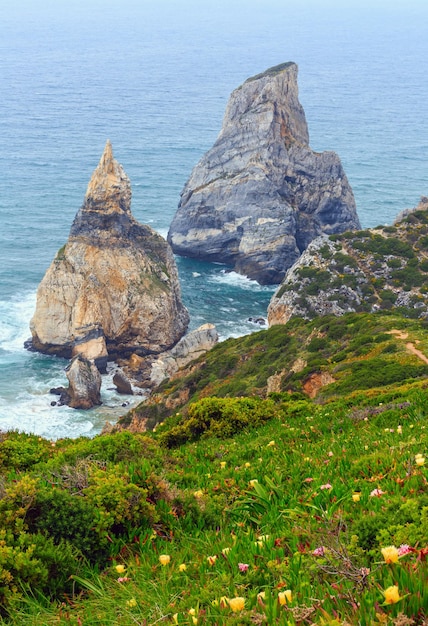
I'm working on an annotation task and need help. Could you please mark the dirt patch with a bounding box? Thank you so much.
[303,371,335,399]
[387,329,428,364]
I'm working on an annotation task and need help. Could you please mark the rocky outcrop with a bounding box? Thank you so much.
[268,197,428,326]
[65,355,102,410]
[168,62,360,285]
[30,141,189,368]
[112,323,219,389]
[149,323,218,387]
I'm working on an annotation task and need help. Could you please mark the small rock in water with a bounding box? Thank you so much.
[248,317,266,326]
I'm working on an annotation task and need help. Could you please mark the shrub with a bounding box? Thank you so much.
[28,486,109,561]
[159,397,277,447]
[0,432,51,472]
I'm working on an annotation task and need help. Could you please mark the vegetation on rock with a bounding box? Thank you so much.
[269,198,428,325]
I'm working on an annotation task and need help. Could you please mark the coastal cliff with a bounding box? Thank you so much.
[268,197,428,325]
[168,62,360,284]
[30,141,189,370]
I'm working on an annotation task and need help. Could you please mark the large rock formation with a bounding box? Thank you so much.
[30,141,189,369]
[168,62,360,285]
[268,196,428,326]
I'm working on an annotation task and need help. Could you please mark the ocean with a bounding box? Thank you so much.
[0,0,427,438]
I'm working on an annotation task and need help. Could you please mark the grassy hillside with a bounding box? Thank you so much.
[117,312,428,434]
[0,312,427,624]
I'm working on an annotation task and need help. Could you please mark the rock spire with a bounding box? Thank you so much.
[168,62,360,284]
[30,141,189,372]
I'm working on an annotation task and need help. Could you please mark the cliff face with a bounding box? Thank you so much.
[30,141,189,367]
[268,197,428,326]
[168,63,360,285]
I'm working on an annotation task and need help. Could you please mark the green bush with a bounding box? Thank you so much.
[0,432,51,472]
[28,486,109,561]
[0,529,78,615]
[159,397,277,447]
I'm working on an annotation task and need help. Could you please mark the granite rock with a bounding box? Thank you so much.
[30,141,189,366]
[168,62,360,284]
[65,354,102,410]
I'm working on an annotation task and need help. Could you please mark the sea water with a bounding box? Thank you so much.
[0,0,427,438]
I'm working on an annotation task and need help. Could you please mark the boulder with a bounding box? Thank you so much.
[149,323,218,387]
[30,141,189,363]
[168,62,360,284]
[65,354,102,410]
[113,370,134,395]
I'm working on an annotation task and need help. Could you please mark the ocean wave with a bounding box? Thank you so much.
[208,270,275,292]
[0,362,142,440]
[0,291,36,352]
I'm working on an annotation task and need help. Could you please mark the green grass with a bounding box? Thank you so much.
[121,312,428,430]
[0,381,427,624]
[0,310,427,624]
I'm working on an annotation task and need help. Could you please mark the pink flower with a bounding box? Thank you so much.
[320,483,332,490]
[117,577,131,583]
[312,546,325,557]
[238,562,249,572]
[370,488,386,497]
[398,544,412,556]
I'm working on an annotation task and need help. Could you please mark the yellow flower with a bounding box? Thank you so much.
[244,462,251,468]
[159,554,171,566]
[415,454,425,466]
[266,440,276,447]
[178,563,187,572]
[173,614,179,625]
[221,547,231,555]
[220,596,229,608]
[126,598,137,608]
[258,534,269,542]
[192,618,198,625]
[381,545,399,564]
[352,492,361,502]
[115,564,126,574]
[220,461,226,469]
[278,590,292,605]
[383,585,401,604]
[207,555,217,566]
[193,490,204,498]
[249,479,258,487]
[228,597,245,612]
[188,608,196,616]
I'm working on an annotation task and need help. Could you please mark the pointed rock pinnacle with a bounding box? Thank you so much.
[84,139,132,214]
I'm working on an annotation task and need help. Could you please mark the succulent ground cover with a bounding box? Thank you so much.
[0,314,427,624]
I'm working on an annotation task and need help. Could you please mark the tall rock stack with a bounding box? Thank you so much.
[30,141,189,373]
[168,62,360,284]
